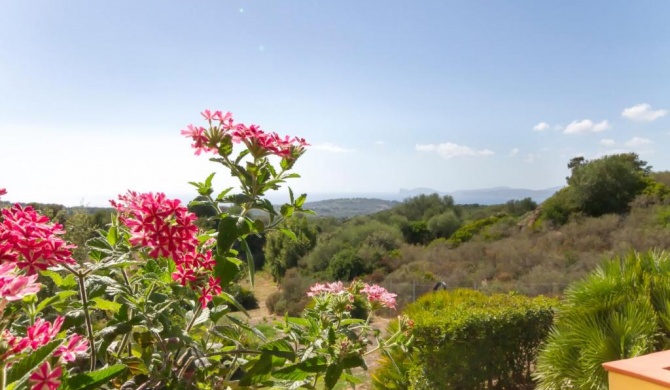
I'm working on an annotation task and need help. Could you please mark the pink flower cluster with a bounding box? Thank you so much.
[2,317,64,357]
[112,191,221,307]
[0,204,76,274]
[0,262,41,302]
[112,191,199,261]
[307,281,347,297]
[307,282,397,309]
[361,284,397,309]
[181,110,308,159]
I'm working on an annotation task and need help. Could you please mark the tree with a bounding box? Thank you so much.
[567,153,650,216]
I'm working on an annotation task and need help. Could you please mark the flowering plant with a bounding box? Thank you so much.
[0,110,411,389]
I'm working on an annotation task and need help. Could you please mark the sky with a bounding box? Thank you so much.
[1,1,670,206]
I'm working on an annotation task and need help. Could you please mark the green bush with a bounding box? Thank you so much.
[405,289,556,389]
[447,214,506,246]
[225,285,259,311]
[534,250,670,390]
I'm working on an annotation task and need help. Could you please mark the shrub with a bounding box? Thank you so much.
[447,213,507,246]
[225,284,260,311]
[405,289,556,389]
[534,250,670,390]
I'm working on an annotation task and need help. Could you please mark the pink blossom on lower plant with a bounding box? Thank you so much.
[54,333,89,363]
[0,262,41,301]
[307,281,347,297]
[25,316,64,350]
[361,284,397,309]
[0,188,6,198]
[28,362,62,390]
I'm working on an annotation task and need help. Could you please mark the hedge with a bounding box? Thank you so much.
[404,289,556,389]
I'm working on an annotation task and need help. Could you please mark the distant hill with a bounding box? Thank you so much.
[305,186,562,206]
[304,198,399,218]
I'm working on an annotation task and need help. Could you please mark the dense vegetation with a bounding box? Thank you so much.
[263,153,670,317]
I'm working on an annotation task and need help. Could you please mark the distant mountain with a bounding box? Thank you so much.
[304,186,562,206]
[304,198,399,218]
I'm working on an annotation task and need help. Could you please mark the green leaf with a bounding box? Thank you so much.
[295,193,307,208]
[260,338,296,360]
[235,149,251,164]
[279,228,297,241]
[36,290,78,313]
[185,307,210,328]
[215,187,234,201]
[214,254,240,288]
[324,363,344,390]
[240,352,273,386]
[280,204,295,218]
[91,297,122,313]
[106,225,119,246]
[61,365,127,390]
[342,372,364,385]
[6,339,64,388]
[273,356,328,382]
[340,354,366,370]
[215,291,248,316]
[217,216,239,255]
[240,238,255,288]
[288,187,295,203]
[204,172,216,187]
[41,269,63,286]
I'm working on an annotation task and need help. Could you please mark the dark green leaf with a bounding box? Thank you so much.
[214,255,240,288]
[260,338,296,360]
[240,238,255,287]
[6,339,63,388]
[240,352,273,386]
[340,354,366,370]
[325,363,344,390]
[62,365,127,390]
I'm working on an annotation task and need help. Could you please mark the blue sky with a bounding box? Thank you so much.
[1,1,670,206]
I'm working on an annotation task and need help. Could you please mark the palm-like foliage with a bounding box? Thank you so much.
[535,250,670,389]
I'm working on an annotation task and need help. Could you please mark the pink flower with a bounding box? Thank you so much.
[172,264,197,286]
[54,334,88,363]
[29,362,62,390]
[0,205,76,274]
[0,262,41,301]
[361,284,397,309]
[111,191,199,263]
[0,188,6,198]
[25,317,64,350]
[1,329,30,357]
[198,277,222,308]
[307,281,346,297]
[182,110,308,159]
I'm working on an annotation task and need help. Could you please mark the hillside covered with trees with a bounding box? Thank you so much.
[263,153,670,314]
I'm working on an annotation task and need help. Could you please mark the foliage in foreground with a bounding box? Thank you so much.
[534,250,670,390]
[377,289,556,390]
[0,110,410,390]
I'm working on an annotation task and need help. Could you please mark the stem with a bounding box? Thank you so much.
[185,305,202,333]
[1,363,6,390]
[77,273,96,371]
